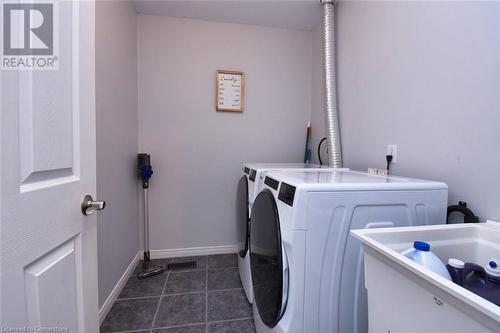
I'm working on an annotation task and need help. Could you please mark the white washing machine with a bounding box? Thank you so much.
[249,169,448,333]
[237,163,337,304]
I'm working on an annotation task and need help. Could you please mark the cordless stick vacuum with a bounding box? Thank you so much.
[137,153,165,279]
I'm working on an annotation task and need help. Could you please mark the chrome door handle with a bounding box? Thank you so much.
[81,194,106,216]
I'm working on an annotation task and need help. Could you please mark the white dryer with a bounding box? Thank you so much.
[249,170,448,333]
[237,163,335,304]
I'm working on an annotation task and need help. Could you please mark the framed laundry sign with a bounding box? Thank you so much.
[216,70,245,112]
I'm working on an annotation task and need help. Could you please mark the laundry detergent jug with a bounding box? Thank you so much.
[401,241,452,280]
[462,260,500,306]
[447,258,465,286]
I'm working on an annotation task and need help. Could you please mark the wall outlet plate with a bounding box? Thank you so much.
[368,168,389,176]
[387,144,398,163]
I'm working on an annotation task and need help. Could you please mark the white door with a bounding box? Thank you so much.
[1,1,99,332]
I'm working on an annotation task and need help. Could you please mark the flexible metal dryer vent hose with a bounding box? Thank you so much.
[320,0,343,168]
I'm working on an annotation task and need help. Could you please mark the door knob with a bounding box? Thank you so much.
[81,194,106,216]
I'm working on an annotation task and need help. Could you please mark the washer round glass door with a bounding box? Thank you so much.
[250,189,286,328]
[236,175,249,258]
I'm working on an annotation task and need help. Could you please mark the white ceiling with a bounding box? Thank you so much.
[132,0,322,31]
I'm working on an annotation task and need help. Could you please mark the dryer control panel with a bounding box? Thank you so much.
[278,182,296,206]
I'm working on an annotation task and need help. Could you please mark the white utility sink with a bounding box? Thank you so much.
[351,221,500,333]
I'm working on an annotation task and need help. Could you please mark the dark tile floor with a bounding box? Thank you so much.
[101,254,256,333]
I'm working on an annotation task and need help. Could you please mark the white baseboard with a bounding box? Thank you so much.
[98,251,140,325]
[150,244,240,259]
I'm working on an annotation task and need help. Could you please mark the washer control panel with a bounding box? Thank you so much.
[264,176,279,190]
[278,182,296,207]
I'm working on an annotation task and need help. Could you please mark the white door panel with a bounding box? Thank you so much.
[1,1,98,332]
[24,239,79,331]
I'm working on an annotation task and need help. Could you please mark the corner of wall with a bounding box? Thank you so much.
[96,0,141,311]
[310,22,326,165]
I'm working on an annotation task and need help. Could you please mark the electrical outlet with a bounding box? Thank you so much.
[387,144,398,163]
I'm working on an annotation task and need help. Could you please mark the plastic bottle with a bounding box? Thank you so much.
[463,262,500,306]
[447,258,465,286]
[401,241,452,280]
[486,260,500,284]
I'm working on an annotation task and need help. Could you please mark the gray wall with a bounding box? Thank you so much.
[96,0,139,307]
[311,1,500,220]
[138,16,311,250]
